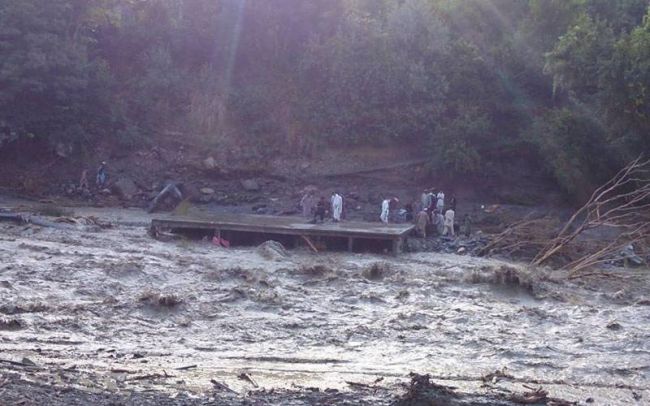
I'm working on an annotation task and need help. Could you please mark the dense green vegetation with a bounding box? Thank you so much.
[1,0,648,198]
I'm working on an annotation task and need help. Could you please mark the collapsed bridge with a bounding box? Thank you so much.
[150,214,413,254]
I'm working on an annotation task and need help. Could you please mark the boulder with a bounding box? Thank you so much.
[112,178,139,200]
[241,179,260,192]
[201,187,215,195]
[55,142,72,158]
[256,240,289,260]
[203,156,218,170]
[182,183,201,202]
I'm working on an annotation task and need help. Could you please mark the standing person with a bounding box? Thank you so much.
[79,169,89,191]
[380,197,399,223]
[380,198,391,224]
[436,190,445,212]
[96,161,108,188]
[428,189,436,208]
[420,189,432,213]
[449,195,457,212]
[415,210,429,238]
[404,201,414,222]
[331,192,343,222]
[312,196,327,223]
[461,214,472,237]
[434,210,445,235]
[300,191,315,218]
[443,207,455,236]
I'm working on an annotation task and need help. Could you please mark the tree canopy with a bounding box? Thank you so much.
[1,0,649,199]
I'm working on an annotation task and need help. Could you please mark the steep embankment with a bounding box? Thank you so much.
[0,135,563,215]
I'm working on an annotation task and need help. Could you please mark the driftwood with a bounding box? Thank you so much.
[0,213,80,231]
[533,156,650,274]
[237,372,258,387]
[0,213,29,224]
[478,215,559,262]
[480,157,650,274]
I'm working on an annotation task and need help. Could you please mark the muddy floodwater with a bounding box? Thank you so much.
[0,201,649,404]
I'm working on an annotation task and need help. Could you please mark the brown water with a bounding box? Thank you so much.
[0,200,648,404]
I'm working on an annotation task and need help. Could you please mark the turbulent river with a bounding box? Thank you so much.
[0,199,648,404]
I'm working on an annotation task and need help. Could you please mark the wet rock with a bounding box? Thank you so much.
[241,179,260,192]
[256,241,289,260]
[362,262,392,281]
[606,321,623,331]
[21,357,37,367]
[138,290,183,308]
[298,264,332,278]
[111,178,139,200]
[0,317,23,331]
[197,194,214,204]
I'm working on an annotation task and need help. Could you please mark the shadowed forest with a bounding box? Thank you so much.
[1,0,649,200]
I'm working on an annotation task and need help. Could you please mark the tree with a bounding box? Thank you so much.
[0,0,116,149]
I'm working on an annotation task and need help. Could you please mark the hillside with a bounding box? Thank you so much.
[1,0,649,205]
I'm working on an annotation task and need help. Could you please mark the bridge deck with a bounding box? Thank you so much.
[151,214,413,254]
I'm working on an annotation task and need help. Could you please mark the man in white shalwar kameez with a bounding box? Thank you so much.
[380,199,390,223]
[443,208,455,236]
[436,190,445,212]
[421,190,432,212]
[331,192,343,222]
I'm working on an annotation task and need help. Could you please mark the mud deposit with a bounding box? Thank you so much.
[0,203,649,405]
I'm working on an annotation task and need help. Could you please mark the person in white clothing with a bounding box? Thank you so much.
[420,190,432,212]
[443,208,455,236]
[436,190,445,212]
[380,199,390,223]
[331,192,343,222]
[380,197,399,223]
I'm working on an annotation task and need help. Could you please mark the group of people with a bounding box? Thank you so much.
[300,191,343,224]
[299,187,462,239]
[415,188,457,238]
[78,161,108,194]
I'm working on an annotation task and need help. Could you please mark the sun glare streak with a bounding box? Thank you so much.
[223,0,246,93]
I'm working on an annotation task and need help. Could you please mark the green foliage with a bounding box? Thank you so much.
[430,110,491,176]
[0,0,116,149]
[1,0,649,199]
[545,14,616,96]
[527,108,619,201]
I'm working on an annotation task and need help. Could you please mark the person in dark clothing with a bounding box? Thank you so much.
[449,195,457,212]
[427,198,437,222]
[96,161,108,188]
[404,202,414,222]
[312,196,327,223]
